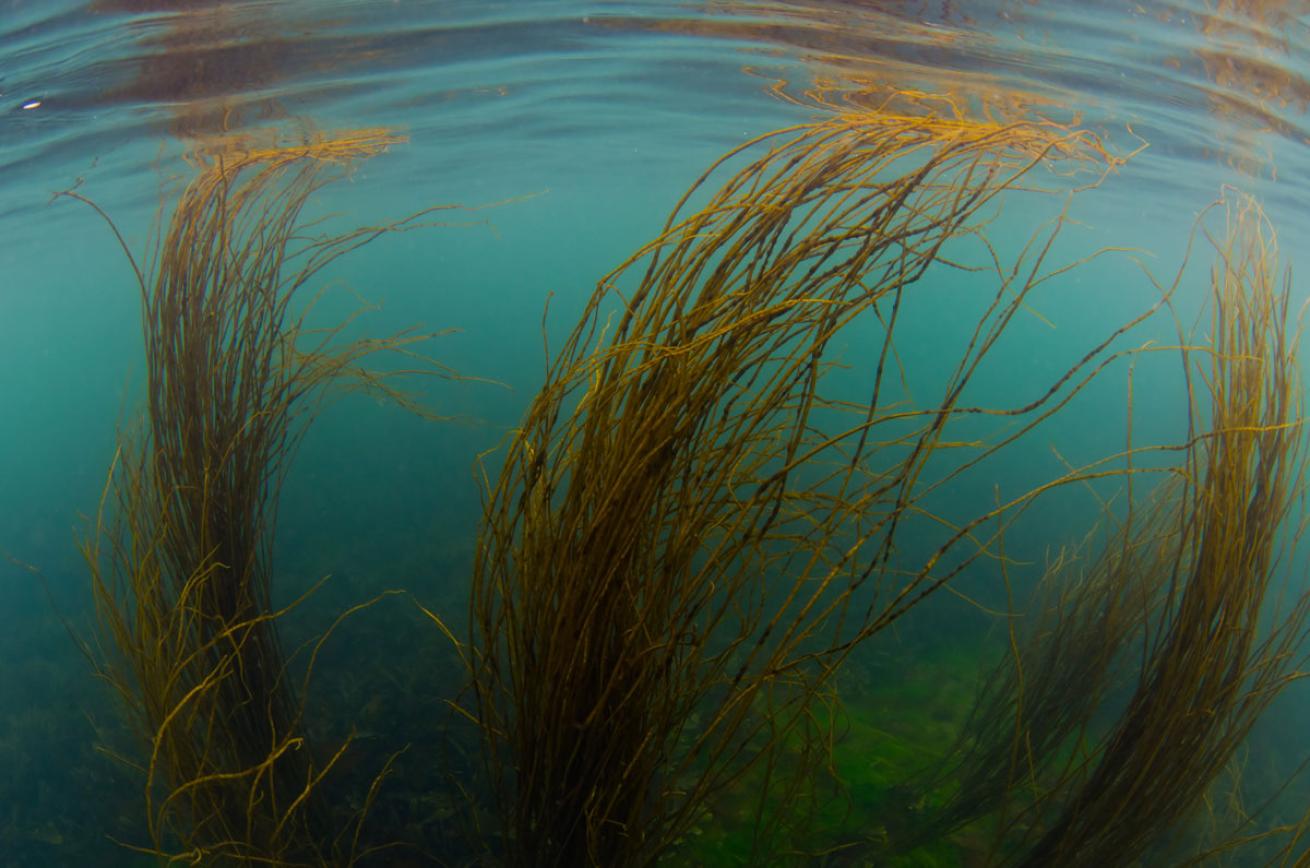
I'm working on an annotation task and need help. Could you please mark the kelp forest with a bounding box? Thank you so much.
[42,51,1310,868]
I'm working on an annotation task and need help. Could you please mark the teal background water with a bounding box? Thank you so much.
[3,1,1310,864]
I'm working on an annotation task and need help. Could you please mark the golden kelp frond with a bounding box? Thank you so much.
[77,127,440,866]
[784,76,1087,146]
[1011,193,1306,867]
[765,87,1118,175]
[185,127,406,173]
[891,484,1189,861]
[470,104,1151,867]
[900,191,1307,868]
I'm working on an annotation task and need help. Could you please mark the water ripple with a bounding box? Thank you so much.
[1,0,1308,222]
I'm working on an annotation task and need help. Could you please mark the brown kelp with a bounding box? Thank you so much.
[75,128,441,866]
[896,192,1308,867]
[467,96,1153,867]
[1018,194,1307,867]
[889,496,1182,859]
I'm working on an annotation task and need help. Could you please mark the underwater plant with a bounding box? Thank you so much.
[74,128,445,866]
[893,192,1309,867]
[465,94,1163,867]
[1015,193,1307,868]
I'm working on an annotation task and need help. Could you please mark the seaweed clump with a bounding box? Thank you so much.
[467,96,1149,867]
[75,128,442,866]
[894,193,1309,867]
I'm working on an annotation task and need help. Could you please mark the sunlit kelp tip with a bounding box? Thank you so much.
[184,126,408,172]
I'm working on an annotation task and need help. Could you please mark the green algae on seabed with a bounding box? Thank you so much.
[667,634,994,867]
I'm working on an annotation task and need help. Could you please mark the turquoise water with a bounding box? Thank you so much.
[3,1,1310,865]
